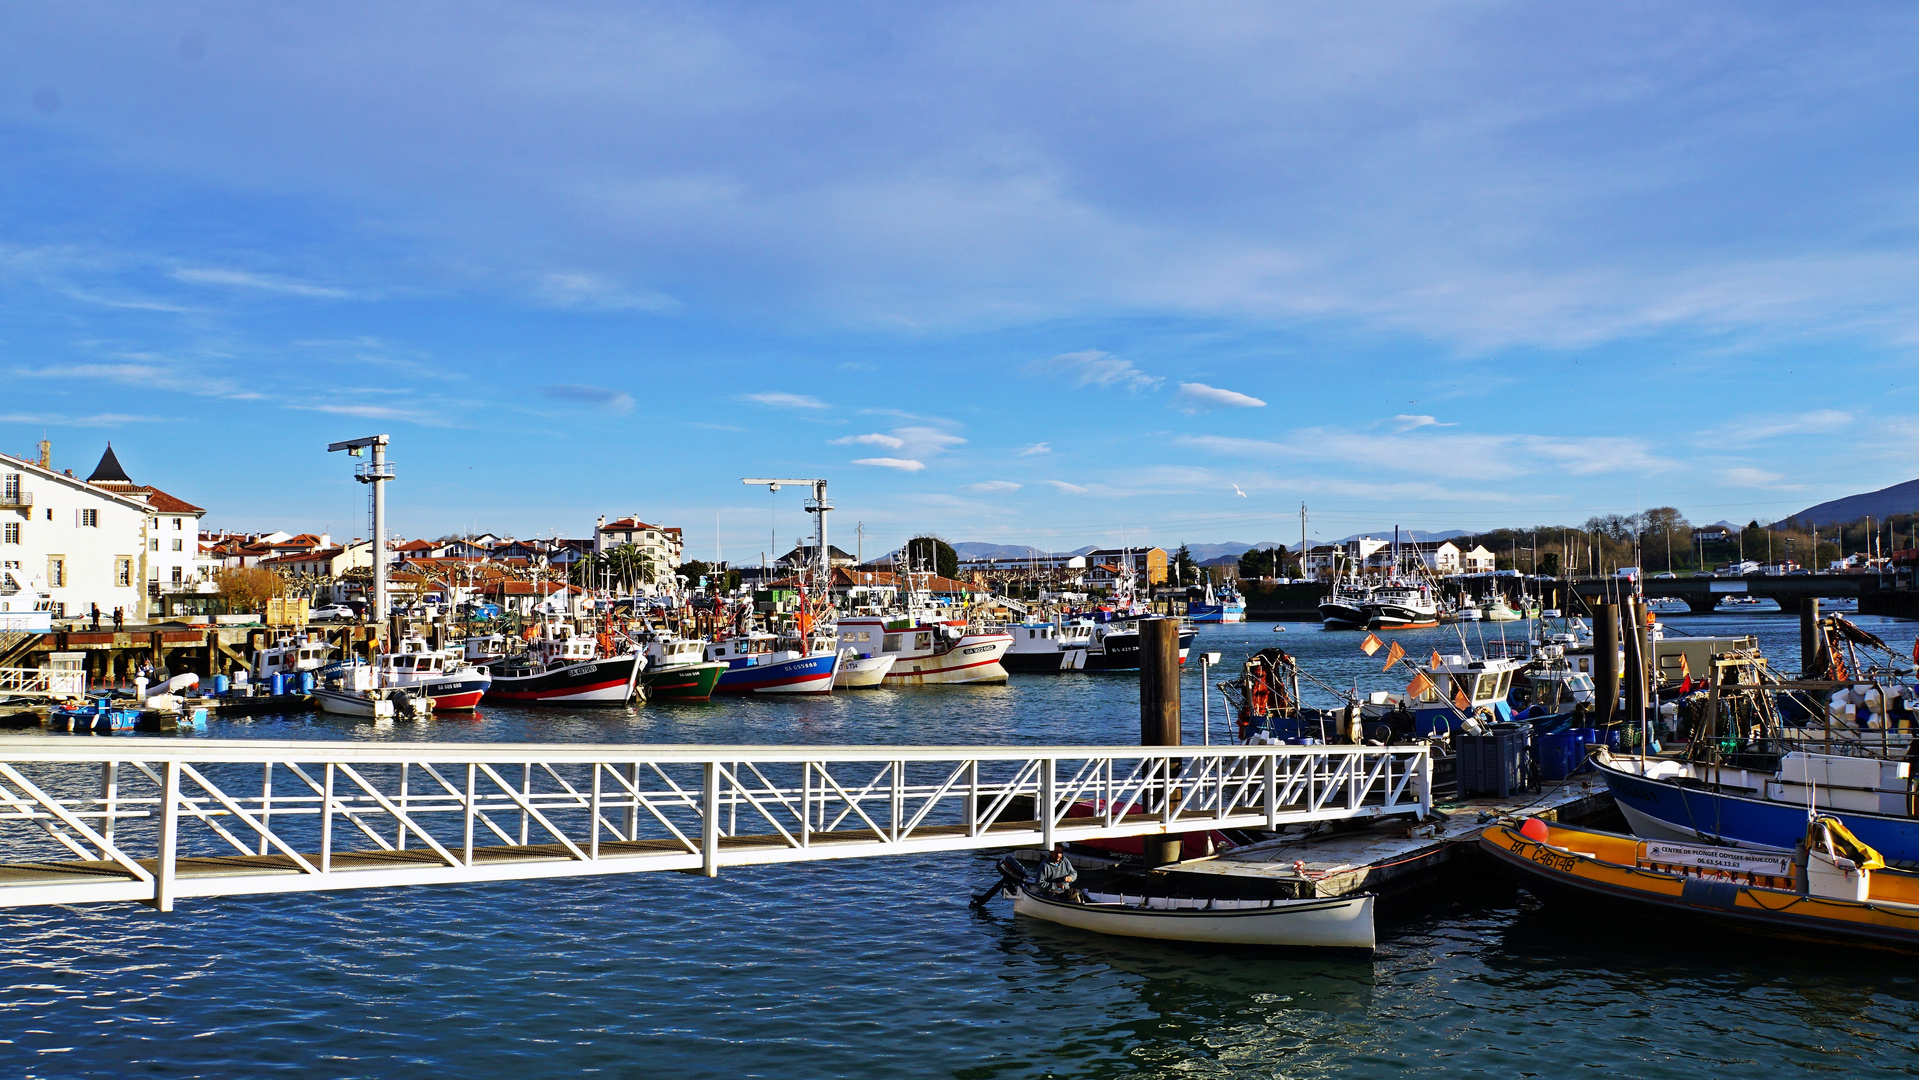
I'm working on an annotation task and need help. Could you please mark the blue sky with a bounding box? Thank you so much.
[3,3,1916,559]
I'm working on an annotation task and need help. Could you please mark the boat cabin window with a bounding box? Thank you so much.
[883,634,901,652]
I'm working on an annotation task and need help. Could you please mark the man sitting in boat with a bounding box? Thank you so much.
[1036,849,1080,899]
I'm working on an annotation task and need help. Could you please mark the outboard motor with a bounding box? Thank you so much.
[970,855,1029,908]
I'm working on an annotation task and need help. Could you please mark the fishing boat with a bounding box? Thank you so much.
[49,694,144,732]
[1318,580,1371,629]
[1188,582,1247,624]
[1000,621,1090,673]
[835,614,1013,684]
[315,663,434,719]
[484,616,644,705]
[250,634,337,685]
[1594,749,1919,866]
[988,858,1373,950]
[377,637,491,710]
[1074,616,1195,672]
[707,633,840,695]
[627,627,727,701]
[1365,583,1439,630]
[1480,595,1522,622]
[1482,815,1919,952]
[834,648,896,688]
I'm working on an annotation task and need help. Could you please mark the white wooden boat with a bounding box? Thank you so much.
[834,650,896,689]
[1010,884,1375,950]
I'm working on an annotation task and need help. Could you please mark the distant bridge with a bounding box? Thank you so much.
[1563,573,1873,613]
[0,739,1431,911]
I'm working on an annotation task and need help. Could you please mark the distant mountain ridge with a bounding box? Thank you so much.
[1785,480,1919,528]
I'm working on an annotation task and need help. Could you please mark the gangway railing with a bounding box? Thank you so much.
[0,667,84,699]
[0,739,1431,910]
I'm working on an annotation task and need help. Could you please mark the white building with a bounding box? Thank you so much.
[594,516,685,574]
[0,442,213,625]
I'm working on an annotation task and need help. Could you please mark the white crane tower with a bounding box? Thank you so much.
[741,478,832,588]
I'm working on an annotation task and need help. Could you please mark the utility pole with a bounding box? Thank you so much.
[1300,502,1307,581]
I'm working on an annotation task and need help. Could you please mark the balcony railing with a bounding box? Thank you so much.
[0,490,31,509]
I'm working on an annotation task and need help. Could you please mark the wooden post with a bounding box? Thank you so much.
[1592,603,1618,728]
[1138,618,1182,866]
[1800,598,1821,677]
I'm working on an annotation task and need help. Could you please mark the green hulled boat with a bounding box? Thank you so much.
[641,660,727,701]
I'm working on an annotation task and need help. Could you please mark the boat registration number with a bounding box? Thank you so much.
[1644,842,1790,876]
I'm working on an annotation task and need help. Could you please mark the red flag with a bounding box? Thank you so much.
[1360,632,1383,656]
[1383,641,1406,671]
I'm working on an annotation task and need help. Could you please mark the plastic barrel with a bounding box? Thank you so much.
[1538,731,1580,781]
[211,674,229,696]
[1570,727,1599,771]
[270,672,287,696]
[300,672,315,694]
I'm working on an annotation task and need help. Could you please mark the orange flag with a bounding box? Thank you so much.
[1360,632,1383,656]
[1431,650,1444,668]
[1453,686,1472,711]
[1383,640,1406,672]
[1407,671,1435,699]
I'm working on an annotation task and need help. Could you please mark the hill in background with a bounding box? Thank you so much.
[1785,479,1919,528]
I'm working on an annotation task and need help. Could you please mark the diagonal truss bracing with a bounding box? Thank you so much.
[0,739,1431,911]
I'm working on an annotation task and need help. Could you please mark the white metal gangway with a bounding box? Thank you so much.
[0,667,85,700]
[0,739,1431,911]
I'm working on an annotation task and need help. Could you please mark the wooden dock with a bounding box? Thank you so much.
[1161,775,1614,900]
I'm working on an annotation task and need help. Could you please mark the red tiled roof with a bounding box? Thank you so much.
[140,487,205,514]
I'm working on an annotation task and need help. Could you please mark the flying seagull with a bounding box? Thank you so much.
[1232,484,1247,497]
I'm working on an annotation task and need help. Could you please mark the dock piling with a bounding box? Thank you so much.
[1799,598,1821,677]
[1592,603,1618,728]
[1138,619,1183,866]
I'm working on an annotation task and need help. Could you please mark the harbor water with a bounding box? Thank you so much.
[5,608,1919,1077]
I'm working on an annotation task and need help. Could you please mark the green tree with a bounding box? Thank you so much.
[1172,544,1197,586]
[1237,546,1284,579]
[905,536,959,579]
[1537,551,1561,576]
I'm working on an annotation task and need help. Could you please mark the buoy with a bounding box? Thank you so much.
[1519,818,1551,843]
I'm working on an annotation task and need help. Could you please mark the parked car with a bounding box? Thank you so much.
[1653,572,1677,579]
[310,604,356,622]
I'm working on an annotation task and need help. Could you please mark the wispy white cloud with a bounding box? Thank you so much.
[1017,442,1052,456]
[1182,428,1674,480]
[1026,350,1161,393]
[1046,480,1090,494]
[963,480,1021,493]
[540,384,634,412]
[743,392,828,409]
[853,457,926,472]
[1392,414,1454,432]
[831,432,906,449]
[291,403,455,426]
[532,272,678,313]
[171,266,352,299]
[1175,382,1266,412]
[0,411,167,427]
[11,361,252,399]
[1721,466,1802,489]
[1701,409,1854,448]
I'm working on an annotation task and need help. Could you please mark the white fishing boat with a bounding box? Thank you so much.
[1000,621,1090,673]
[836,614,1013,685]
[834,649,896,689]
[377,636,491,710]
[1009,883,1374,950]
[314,662,433,719]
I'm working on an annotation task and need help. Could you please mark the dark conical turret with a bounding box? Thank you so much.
[87,443,132,484]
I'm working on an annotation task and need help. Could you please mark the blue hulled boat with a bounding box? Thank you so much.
[1595,750,1919,867]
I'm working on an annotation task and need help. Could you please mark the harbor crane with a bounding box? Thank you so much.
[329,435,391,626]
[742,478,832,585]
